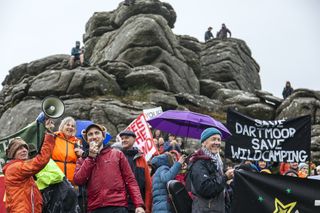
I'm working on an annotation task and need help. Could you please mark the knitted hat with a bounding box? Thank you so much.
[6,137,29,159]
[119,130,136,138]
[200,127,222,143]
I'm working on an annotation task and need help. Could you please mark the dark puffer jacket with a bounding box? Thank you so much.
[189,149,227,213]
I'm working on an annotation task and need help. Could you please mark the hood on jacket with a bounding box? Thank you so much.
[151,153,171,168]
[189,149,211,163]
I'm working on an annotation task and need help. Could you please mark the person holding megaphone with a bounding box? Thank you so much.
[3,113,55,213]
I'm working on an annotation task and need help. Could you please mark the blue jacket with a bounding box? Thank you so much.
[151,154,182,213]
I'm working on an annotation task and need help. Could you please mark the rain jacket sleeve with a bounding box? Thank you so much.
[119,152,144,209]
[160,161,182,183]
[16,134,55,178]
[73,157,96,185]
[190,160,227,199]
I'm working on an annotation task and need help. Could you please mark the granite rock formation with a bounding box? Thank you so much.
[0,0,319,163]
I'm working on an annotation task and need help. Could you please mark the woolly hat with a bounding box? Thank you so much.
[6,137,29,159]
[119,130,136,138]
[298,163,308,170]
[200,127,222,143]
[81,123,107,142]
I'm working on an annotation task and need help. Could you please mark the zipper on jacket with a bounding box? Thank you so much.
[31,185,34,213]
[64,137,69,177]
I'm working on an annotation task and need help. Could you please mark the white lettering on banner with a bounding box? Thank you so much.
[0,140,8,153]
[229,110,311,163]
[143,107,163,121]
[230,145,308,162]
[254,119,285,128]
[235,123,296,139]
[127,114,157,161]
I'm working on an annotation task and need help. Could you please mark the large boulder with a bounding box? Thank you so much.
[201,38,261,93]
[87,14,199,94]
[0,0,319,163]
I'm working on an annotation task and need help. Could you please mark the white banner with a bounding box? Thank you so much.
[127,114,157,161]
[143,107,163,121]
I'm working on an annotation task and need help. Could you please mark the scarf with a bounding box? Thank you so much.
[201,147,224,175]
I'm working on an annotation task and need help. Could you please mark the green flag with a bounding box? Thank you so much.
[0,121,46,173]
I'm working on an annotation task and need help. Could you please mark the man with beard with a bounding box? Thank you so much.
[74,124,145,213]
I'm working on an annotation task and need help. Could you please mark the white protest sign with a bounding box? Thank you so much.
[143,107,163,121]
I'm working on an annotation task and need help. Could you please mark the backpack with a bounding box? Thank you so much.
[167,180,192,213]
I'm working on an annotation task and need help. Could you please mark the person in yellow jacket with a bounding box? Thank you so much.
[52,117,83,185]
[35,159,80,212]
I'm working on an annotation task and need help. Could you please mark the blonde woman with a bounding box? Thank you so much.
[52,117,83,185]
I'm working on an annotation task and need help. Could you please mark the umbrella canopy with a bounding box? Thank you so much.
[147,110,231,140]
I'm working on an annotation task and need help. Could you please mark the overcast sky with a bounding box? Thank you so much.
[1,0,319,98]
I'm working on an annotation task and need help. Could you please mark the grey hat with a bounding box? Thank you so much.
[119,130,136,138]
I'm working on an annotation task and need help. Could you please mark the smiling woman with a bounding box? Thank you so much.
[51,116,82,185]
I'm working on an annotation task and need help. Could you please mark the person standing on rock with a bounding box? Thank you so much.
[217,23,232,39]
[204,26,214,42]
[282,81,294,99]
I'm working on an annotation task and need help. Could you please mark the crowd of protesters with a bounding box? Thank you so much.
[2,113,320,213]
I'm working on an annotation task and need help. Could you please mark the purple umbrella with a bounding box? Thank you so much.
[147,110,231,140]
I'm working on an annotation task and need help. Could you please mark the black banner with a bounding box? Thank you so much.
[225,109,311,162]
[231,170,320,213]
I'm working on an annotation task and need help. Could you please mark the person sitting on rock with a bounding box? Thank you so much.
[217,23,232,39]
[69,41,84,69]
[123,0,135,6]
[204,26,214,42]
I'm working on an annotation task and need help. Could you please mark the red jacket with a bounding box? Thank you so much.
[74,146,144,211]
[3,134,55,213]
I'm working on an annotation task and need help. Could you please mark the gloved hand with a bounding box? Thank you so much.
[36,112,46,123]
